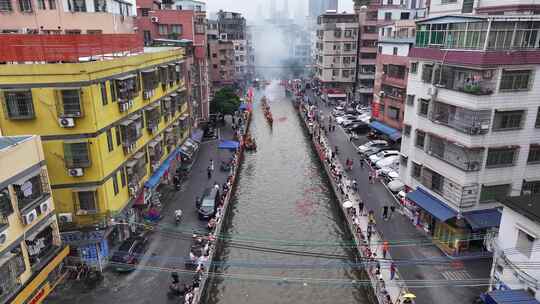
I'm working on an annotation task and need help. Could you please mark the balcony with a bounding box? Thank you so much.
[0,34,142,63]
[433,66,496,96]
[419,166,478,210]
[381,84,405,102]
[381,74,407,89]
[427,134,484,172]
[429,101,492,136]
[13,173,50,213]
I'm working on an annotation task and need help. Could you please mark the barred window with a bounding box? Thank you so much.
[59,89,82,117]
[0,187,13,218]
[3,90,35,120]
[492,110,524,131]
[64,142,91,168]
[479,184,510,203]
[412,162,422,179]
[421,64,433,83]
[0,0,13,11]
[486,147,519,167]
[500,70,531,91]
[18,0,32,11]
[527,145,540,164]
[78,191,97,212]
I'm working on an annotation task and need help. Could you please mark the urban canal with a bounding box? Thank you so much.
[203,82,373,304]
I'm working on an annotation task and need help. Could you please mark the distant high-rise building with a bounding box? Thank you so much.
[309,0,338,17]
[282,0,290,19]
[270,0,277,19]
[324,0,338,12]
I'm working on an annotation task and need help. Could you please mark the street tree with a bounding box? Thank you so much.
[210,88,241,115]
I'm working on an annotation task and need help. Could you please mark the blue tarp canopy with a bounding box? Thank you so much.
[218,140,240,150]
[406,187,457,221]
[239,103,248,111]
[482,289,540,304]
[369,121,402,141]
[191,129,203,143]
[463,208,502,230]
[145,148,179,188]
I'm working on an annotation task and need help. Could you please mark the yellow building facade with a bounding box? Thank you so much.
[0,48,191,266]
[0,135,69,304]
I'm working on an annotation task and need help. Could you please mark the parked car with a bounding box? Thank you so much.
[387,179,405,193]
[111,236,149,272]
[198,187,220,220]
[336,114,357,125]
[346,122,370,133]
[356,105,370,113]
[356,140,390,155]
[369,150,400,164]
[375,155,399,169]
[377,165,399,179]
[358,113,371,124]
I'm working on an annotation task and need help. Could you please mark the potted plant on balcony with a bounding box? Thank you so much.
[463,83,481,95]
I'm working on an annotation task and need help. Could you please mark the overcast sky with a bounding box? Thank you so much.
[205,0,355,20]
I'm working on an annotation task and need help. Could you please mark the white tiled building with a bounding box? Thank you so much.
[399,15,540,255]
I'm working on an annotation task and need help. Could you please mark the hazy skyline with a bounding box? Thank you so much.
[205,0,354,20]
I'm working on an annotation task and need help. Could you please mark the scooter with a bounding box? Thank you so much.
[175,209,183,226]
[173,175,181,191]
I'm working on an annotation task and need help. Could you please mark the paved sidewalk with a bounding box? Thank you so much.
[304,89,492,304]
[47,118,238,304]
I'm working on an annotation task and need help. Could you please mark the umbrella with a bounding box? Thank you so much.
[342,201,353,208]
[403,293,416,299]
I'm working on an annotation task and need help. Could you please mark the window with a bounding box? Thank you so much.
[486,147,518,167]
[492,110,524,131]
[14,174,47,211]
[406,94,415,105]
[58,89,82,117]
[344,30,352,37]
[480,184,510,202]
[385,12,392,21]
[112,173,119,195]
[535,107,540,128]
[18,0,32,11]
[400,12,410,19]
[100,82,108,106]
[68,0,86,11]
[410,62,418,74]
[77,191,97,212]
[344,43,352,52]
[0,187,14,218]
[158,24,168,35]
[0,0,13,11]
[393,47,398,55]
[419,98,429,116]
[500,70,531,91]
[171,24,182,34]
[523,180,540,195]
[37,0,45,9]
[527,145,540,164]
[412,162,422,179]
[332,69,338,77]
[141,8,149,16]
[415,130,426,149]
[403,124,411,136]
[516,229,535,258]
[421,64,433,83]
[65,29,81,35]
[334,29,342,38]
[115,126,122,146]
[378,46,382,54]
[212,53,217,58]
[342,70,350,78]
[387,106,400,120]
[106,129,114,152]
[64,142,91,168]
[48,0,55,9]
[3,90,35,120]
[94,0,106,11]
[120,167,126,187]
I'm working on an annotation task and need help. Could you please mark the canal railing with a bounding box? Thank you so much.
[294,99,414,304]
[194,109,252,304]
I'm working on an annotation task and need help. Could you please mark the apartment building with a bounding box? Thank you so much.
[371,20,415,138]
[314,12,359,101]
[0,135,68,304]
[428,0,540,16]
[489,195,540,301]
[0,36,190,267]
[0,0,135,34]
[208,39,235,88]
[136,0,209,122]
[400,15,540,255]
[217,10,247,83]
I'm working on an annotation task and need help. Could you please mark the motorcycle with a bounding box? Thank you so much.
[173,175,181,191]
[168,272,187,297]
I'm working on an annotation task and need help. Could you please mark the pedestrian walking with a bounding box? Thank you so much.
[389,205,396,220]
[390,262,396,280]
[382,241,389,259]
[352,179,358,192]
[360,159,365,169]
[374,169,379,182]
[358,199,364,216]
[382,206,389,221]
[368,172,373,184]
[368,210,375,226]
[367,229,372,244]
[207,166,212,179]
[334,146,339,156]
[210,159,214,172]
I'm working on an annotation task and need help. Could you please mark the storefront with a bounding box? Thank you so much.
[60,230,110,271]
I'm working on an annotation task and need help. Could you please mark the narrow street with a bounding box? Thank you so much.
[306,89,492,304]
[47,122,236,304]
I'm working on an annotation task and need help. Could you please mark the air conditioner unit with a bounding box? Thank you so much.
[58,213,73,223]
[427,86,438,97]
[523,189,532,196]
[23,209,38,225]
[58,117,75,128]
[143,91,151,100]
[151,16,159,23]
[68,168,84,177]
[0,231,7,244]
[480,123,490,130]
[40,200,51,214]
[128,186,138,197]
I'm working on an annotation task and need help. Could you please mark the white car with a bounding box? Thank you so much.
[336,114,358,125]
[356,105,370,113]
[369,150,400,164]
[375,155,399,169]
[356,140,389,155]
[377,165,399,178]
[387,179,405,193]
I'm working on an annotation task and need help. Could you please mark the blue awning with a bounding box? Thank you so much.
[463,208,501,230]
[218,140,240,150]
[191,129,203,143]
[145,148,179,189]
[483,289,540,304]
[239,103,248,111]
[406,187,457,222]
[368,121,402,141]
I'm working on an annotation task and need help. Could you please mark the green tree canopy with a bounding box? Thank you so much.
[210,88,241,115]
